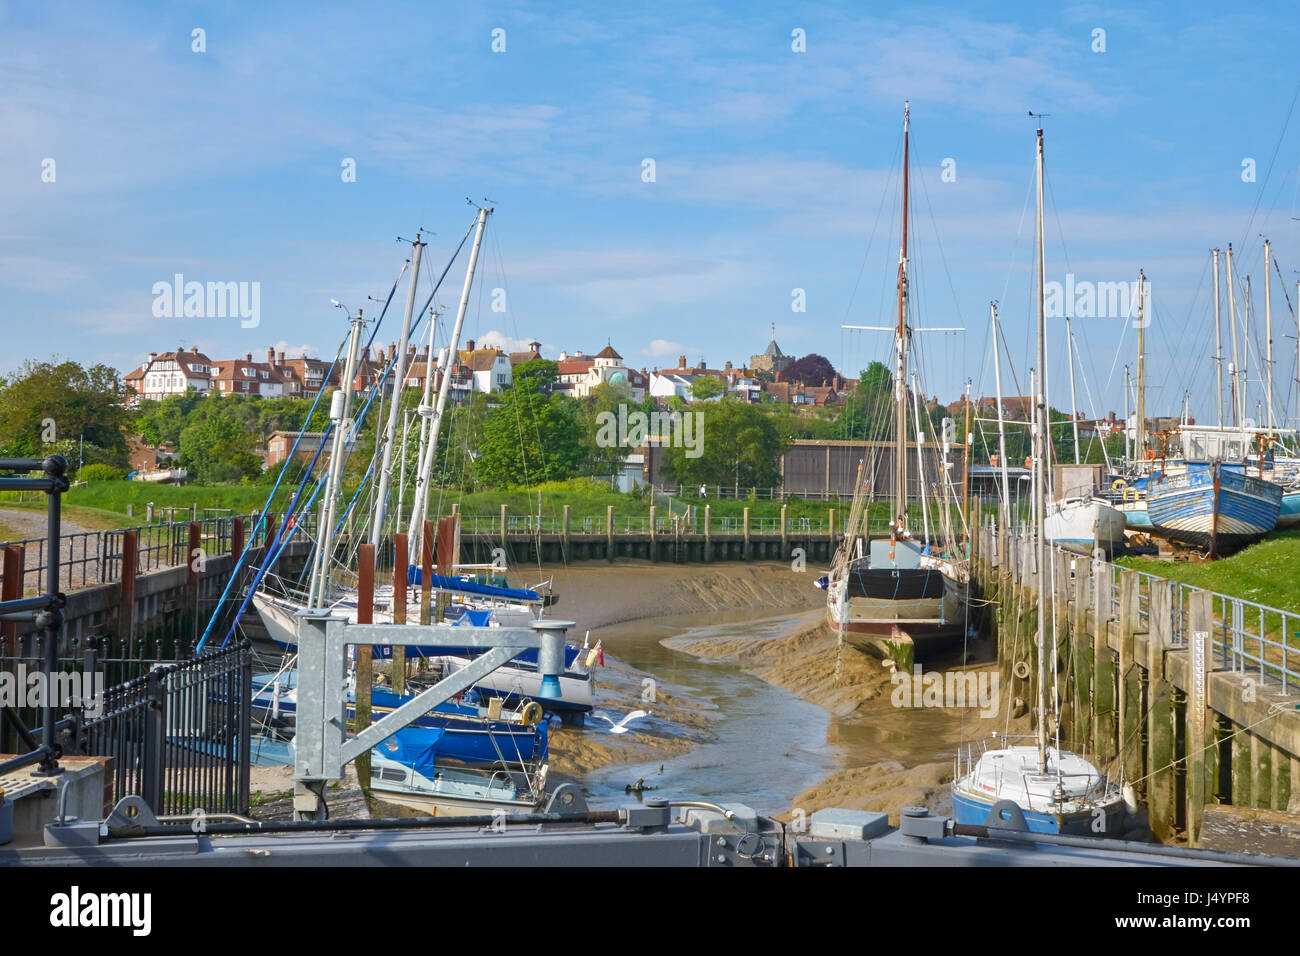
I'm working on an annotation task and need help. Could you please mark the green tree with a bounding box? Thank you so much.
[0,358,132,466]
[690,375,725,401]
[661,398,787,491]
[179,412,261,483]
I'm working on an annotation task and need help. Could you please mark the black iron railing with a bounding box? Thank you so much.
[65,641,252,815]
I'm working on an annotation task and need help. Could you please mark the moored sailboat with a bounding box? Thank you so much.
[820,102,969,669]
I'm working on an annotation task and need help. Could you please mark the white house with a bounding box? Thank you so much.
[124,347,215,405]
[458,341,513,393]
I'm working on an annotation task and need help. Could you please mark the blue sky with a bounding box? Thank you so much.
[4,1,1300,424]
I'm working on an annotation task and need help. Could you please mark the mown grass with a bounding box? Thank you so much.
[1118,528,1300,616]
[0,500,138,532]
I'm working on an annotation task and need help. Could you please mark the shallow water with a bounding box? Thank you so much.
[580,608,970,815]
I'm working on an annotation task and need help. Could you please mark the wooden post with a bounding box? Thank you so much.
[828,508,836,554]
[1,545,22,656]
[392,532,408,696]
[562,504,571,556]
[120,531,137,657]
[187,522,202,643]
[355,543,375,787]
[703,504,711,562]
[435,515,457,623]
[742,507,751,560]
[500,504,508,547]
[420,520,434,627]
[648,505,657,562]
[231,516,244,560]
[1117,572,1140,778]
[1145,579,1176,841]
[780,503,788,557]
[606,505,614,562]
[1187,590,1213,844]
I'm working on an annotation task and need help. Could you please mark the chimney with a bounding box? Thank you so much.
[725,360,732,370]
[147,352,157,363]
[278,350,285,363]
[268,346,275,364]
[245,352,253,363]
[466,339,476,352]
[191,346,199,354]
[409,344,416,356]
[678,355,686,369]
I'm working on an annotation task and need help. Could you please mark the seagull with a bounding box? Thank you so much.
[590,709,650,734]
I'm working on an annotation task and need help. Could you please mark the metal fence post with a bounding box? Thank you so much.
[143,669,165,812]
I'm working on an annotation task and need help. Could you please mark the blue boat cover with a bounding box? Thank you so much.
[453,608,493,627]
[407,567,541,603]
[381,725,449,771]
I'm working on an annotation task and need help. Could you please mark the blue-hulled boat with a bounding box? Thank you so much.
[251,672,549,765]
[951,744,1126,836]
[1146,462,1282,555]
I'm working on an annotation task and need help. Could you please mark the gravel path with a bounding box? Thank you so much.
[0,508,107,591]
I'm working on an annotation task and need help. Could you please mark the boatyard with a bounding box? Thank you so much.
[6,5,1300,937]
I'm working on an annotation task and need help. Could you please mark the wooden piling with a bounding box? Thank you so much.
[187,522,202,642]
[392,532,408,696]
[743,507,751,560]
[1,545,22,656]
[606,505,614,561]
[649,505,657,562]
[562,505,571,557]
[1186,590,1213,844]
[435,515,457,623]
[420,520,434,627]
[355,543,375,786]
[703,505,711,562]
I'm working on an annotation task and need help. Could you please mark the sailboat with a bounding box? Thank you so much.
[819,103,969,670]
[952,123,1125,835]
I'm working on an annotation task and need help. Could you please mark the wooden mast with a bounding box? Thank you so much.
[894,102,911,533]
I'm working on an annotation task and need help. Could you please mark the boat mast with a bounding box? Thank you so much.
[1034,125,1050,774]
[894,102,911,533]
[910,372,930,543]
[1227,244,1240,427]
[1124,365,1132,465]
[1136,270,1147,465]
[310,308,366,608]
[1066,316,1080,465]
[991,302,1011,524]
[1265,238,1274,433]
[406,206,491,564]
[370,234,425,545]
[1213,248,1223,429]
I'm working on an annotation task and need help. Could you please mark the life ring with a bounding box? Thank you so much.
[519,701,544,727]
[1145,449,1157,460]
[1111,478,1127,491]
[1013,660,1031,680]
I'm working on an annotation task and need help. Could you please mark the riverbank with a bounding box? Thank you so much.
[540,560,825,785]
[665,611,1029,824]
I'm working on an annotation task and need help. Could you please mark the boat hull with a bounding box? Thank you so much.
[950,786,1126,836]
[1147,465,1282,553]
[825,551,967,668]
[1044,498,1126,555]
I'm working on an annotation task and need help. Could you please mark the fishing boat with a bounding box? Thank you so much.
[1043,494,1127,555]
[952,124,1125,837]
[1146,462,1282,555]
[821,102,968,669]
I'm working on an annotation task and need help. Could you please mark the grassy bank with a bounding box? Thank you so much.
[20,479,854,523]
[1118,529,1300,614]
[0,499,139,532]
[6,478,989,535]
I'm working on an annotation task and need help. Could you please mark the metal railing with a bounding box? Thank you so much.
[67,641,252,815]
[985,524,1299,697]
[0,510,285,596]
[454,513,857,536]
